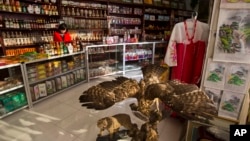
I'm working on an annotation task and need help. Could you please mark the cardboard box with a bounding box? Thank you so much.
[70,73,74,85]
[55,77,62,90]
[80,69,85,80]
[38,83,47,97]
[46,80,53,94]
[51,79,57,93]
[66,74,71,86]
[61,76,67,88]
[30,85,40,101]
[76,70,81,80]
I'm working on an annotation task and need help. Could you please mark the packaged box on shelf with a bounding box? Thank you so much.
[30,85,40,101]
[76,70,81,80]
[27,66,37,73]
[66,74,71,86]
[46,62,54,72]
[37,69,46,76]
[37,74,47,80]
[0,101,6,116]
[80,69,85,80]
[68,61,74,70]
[0,94,14,113]
[46,80,53,94]
[55,77,62,90]
[38,83,47,97]
[0,92,27,113]
[12,92,27,108]
[27,72,37,78]
[61,76,67,88]
[73,71,78,83]
[46,71,54,77]
[70,73,75,85]
[51,80,57,93]
[53,61,62,72]
[36,64,46,70]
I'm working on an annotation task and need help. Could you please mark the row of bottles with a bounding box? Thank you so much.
[0,0,59,15]
[3,18,58,29]
[71,32,104,42]
[6,48,36,56]
[61,7,107,18]
[1,31,54,46]
[40,41,81,57]
[63,17,107,29]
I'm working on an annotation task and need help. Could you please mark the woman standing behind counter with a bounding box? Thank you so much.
[53,23,72,43]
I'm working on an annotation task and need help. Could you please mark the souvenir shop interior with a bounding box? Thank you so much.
[0,0,250,141]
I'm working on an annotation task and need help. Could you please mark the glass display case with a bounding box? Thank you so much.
[86,41,167,80]
[86,44,124,81]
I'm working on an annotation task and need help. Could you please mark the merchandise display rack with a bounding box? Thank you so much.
[200,0,250,126]
[85,41,167,81]
[0,63,30,119]
[22,50,87,107]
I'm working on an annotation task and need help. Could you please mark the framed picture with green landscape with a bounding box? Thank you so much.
[204,58,227,89]
[213,9,250,63]
[224,63,250,93]
[218,90,245,120]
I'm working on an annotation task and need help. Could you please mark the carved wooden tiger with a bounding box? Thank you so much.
[97,113,138,139]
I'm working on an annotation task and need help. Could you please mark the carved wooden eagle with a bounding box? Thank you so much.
[79,64,217,121]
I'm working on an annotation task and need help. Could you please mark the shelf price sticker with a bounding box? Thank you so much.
[230,125,250,141]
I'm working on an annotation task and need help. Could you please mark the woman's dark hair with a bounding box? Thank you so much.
[58,23,68,31]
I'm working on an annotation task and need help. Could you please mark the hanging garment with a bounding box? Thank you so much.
[164,20,209,85]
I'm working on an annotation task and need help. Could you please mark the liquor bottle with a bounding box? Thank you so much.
[53,42,58,56]
[63,43,68,54]
[61,7,65,15]
[9,18,13,28]
[10,0,16,12]
[71,7,75,16]
[66,7,70,16]
[56,42,61,55]
[50,42,54,56]
[4,18,8,28]
[16,0,21,12]
[60,42,64,55]
[0,15,3,28]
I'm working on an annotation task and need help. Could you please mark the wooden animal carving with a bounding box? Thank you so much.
[97,113,137,139]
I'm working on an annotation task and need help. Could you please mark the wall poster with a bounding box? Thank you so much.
[204,58,227,89]
[218,90,245,121]
[224,63,250,93]
[213,9,250,63]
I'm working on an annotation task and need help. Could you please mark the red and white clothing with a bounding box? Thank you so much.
[164,20,209,85]
[53,31,72,43]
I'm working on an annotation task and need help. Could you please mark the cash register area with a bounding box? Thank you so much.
[0,76,183,141]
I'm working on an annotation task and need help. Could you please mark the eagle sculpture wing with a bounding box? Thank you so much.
[79,76,140,110]
[144,80,218,121]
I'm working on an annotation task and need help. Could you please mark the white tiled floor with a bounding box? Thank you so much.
[1,76,185,141]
